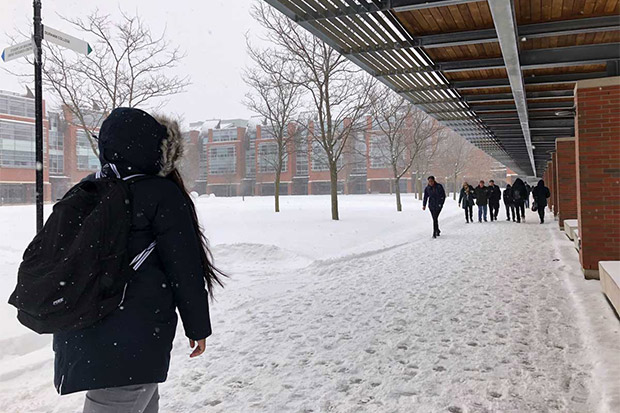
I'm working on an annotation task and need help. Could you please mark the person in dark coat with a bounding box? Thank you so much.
[503,184,516,222]
[524,182,532,208]
[531,179,551,224]
[474,180,489,222]
[53,108,225,412]
[458,181,475,223]
[487,179,501,221]
[423,176,446,238]
[511,177,528,223]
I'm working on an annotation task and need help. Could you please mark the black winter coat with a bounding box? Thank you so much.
[474,185,488,205]
[511,178,527,204]
[53,108,211,395]
[423,183,446,211]
[503,186,514,205]
[488,185,501,204]
[532,181,551,207]
[458,186,475,208]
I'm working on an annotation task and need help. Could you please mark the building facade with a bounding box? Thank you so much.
[197,116,421,197]
[0,90,51,204]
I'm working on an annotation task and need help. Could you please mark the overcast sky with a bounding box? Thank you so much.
[0,0,267,125]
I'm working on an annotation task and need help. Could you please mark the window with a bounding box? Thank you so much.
[212,128,238,142]
[0,120,35,168]
[0,94,35,118]
[295,150,308,176]
[199,137,208,180]
[258,142,287,173]
[311,141,329,172]
[260,125,276,140]
[208,146,236,175]
[352,133,367,174]
[369,136,388,169]
[76,130,100,171]
[49,154,64,174]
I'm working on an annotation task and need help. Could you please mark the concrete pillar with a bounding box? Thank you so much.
[555,138,578,230]
[575,76,620,279]
[551,152,559,217]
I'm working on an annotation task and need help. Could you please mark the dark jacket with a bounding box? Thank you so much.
[458,185,475,208]
[503,185,514,205]
[53,108,211,395]
[474,185,488,205]
[531,180,551,207]
[512,178,527,204]
[423,182,446,211]
[488,184,501,204]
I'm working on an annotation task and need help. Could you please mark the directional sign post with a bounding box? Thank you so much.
[1,39,34,63]
[43,25,92,56]
[2,0,92,232]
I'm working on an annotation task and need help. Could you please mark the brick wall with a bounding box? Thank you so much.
[555,138,578,229]
[575,76,620,278]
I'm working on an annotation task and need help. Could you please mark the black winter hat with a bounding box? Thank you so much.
[98,107,168,176]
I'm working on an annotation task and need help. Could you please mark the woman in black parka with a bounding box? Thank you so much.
[53,108,224,412]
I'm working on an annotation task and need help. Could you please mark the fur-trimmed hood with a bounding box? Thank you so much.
[98,107,184,177]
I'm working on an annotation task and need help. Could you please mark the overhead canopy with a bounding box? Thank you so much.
[263,0,620,176]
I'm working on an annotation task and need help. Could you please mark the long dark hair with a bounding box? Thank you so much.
[167,169,226,299]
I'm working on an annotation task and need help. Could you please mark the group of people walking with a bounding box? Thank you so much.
[459,177,550,224]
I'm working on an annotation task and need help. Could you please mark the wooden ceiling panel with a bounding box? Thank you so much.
[426,43,502,61]
[521,30,620,49]
[446,68,507,81]
[394,1,493,36]
[515,0,620,24]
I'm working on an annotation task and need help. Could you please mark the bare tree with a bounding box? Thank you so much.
[18,10,189,156]
[253,3,375,220]
[369,87,445,211]
[244,42,303,212]
[413,125,448,200]
[437,133,475,200]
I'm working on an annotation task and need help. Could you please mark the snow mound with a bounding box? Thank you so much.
[212,243,312,275]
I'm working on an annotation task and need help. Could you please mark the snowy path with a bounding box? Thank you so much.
[1,197,618,412]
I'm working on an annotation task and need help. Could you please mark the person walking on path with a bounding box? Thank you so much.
[512,178,528,223]
[458,182,475,223]
[531,179,551,224]
[423,176,446,238]
[525,182,532,208]
[474,180,489,223]
[488,180,501,221]
[52,108,225,413]
[503,184,516,222]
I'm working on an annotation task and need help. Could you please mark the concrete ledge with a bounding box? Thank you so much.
[564,219,578,240]
[573,229,580,251]
[600,261,620,315]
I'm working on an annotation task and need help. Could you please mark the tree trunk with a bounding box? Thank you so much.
[329,162,339,220]
[395,177,402,212]
[275,168,281,213]
[453,172,458,200]
[418,176,423,200]
[413,172,418,199]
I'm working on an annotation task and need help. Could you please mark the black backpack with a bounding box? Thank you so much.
[8,175,152,334]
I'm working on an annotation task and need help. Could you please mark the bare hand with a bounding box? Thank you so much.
[189,339,206,358]
[422,206,426,211]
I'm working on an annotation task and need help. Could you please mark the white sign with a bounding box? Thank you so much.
[43,25,92,55]
[1,39,34,62]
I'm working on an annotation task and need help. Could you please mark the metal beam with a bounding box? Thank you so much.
[378,43,620,76]
[470,101,574,111]
[418,15,620,49]
[452,71,608,90]
[488,0,535,175]
[418,90,574,104]
[295,0,479,22]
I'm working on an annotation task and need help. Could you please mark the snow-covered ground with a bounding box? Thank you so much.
[0,194,618,412]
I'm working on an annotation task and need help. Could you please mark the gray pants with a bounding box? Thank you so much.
[83,384,159,413]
